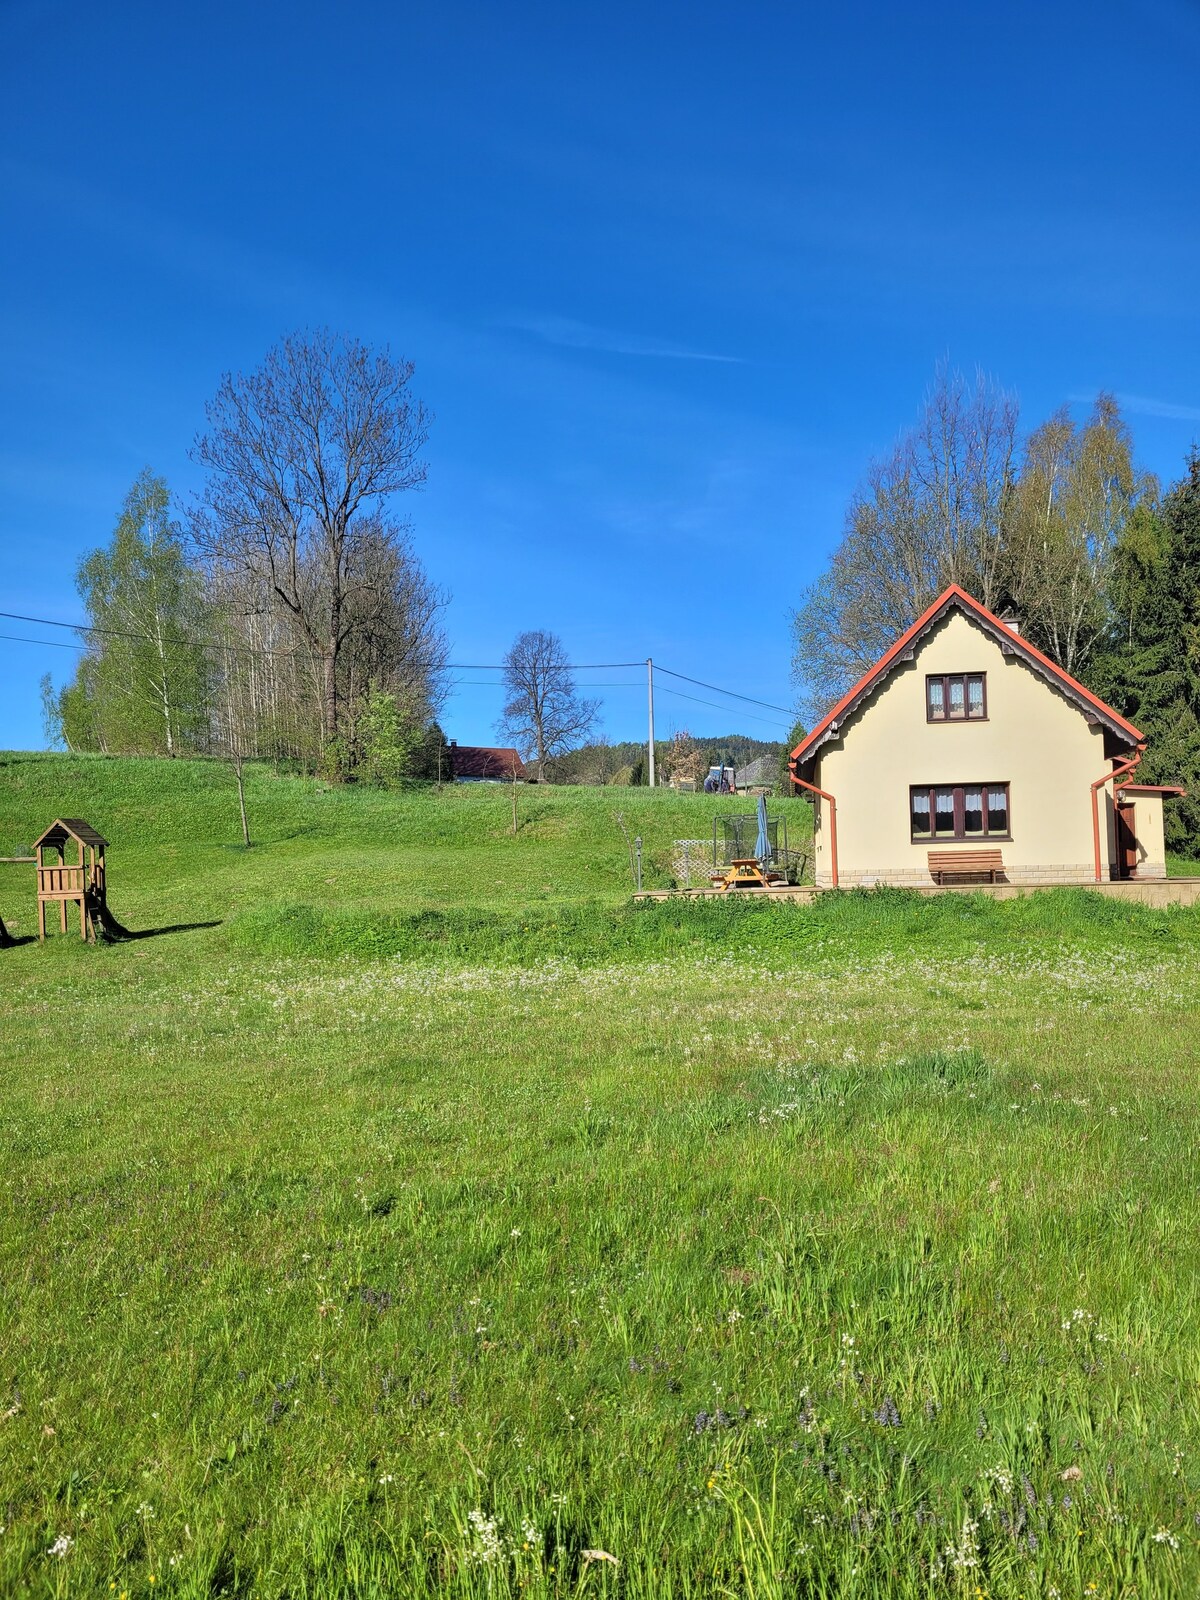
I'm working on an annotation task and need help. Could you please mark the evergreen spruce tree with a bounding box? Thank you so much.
[1090,450,1200,853]
[779,718,808,792]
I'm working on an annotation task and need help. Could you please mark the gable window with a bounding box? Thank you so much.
[927,673,986,721]
[910,783,1009,840]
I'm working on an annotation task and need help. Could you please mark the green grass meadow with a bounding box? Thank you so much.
[2,752,1200,1597]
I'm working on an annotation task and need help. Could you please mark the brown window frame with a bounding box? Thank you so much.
[909,782,1011,842]
[926,672,987,722]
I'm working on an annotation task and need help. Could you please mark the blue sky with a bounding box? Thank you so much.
[2,0,1198,751]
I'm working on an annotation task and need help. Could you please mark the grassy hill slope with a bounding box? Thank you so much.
[0,750,813,936]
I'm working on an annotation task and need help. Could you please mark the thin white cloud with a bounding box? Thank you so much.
[507,314,742,364]
[1071,390,1200,424]
[1117,393,1200,423]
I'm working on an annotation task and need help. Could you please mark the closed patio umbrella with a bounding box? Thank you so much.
[755,792,771,864]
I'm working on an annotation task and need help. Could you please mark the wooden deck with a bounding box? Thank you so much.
[635,878,1200,908]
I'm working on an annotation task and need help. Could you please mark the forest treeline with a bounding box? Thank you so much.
[792,368,1200,849]
[555,732,787,788]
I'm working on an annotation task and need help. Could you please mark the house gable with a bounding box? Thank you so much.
[791,586,1142,778]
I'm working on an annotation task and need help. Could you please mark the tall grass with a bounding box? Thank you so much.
[1,756,1199,1595]
[229,885,1197,966]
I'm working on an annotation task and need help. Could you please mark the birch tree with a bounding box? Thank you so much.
[1003,395,1153,676]
[57,470,208,755]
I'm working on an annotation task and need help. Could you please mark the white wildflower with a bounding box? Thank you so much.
[984,1464,1013,1495]
[943,1513,980,1572]
[47,1534,74,1559]
[466,1509,504,1565]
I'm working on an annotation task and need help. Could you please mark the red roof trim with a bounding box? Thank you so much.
[790,584,1143,769]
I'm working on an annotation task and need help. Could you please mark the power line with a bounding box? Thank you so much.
[0,614,647,670]
[439,658,648,669]
[0,632,86,651]
[452,679,642,688]
[0,609,309,660]
[653,663,796,716]
[0,610,796,726]
[656,684,792,730]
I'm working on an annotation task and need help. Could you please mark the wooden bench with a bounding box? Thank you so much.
[927,848,1005,885]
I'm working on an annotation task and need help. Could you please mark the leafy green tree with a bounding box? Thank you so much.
[57,470,209,755]
[39,673,65,751]
[358,687,422,788]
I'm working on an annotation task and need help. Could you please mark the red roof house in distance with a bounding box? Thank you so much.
[788,585,1182,889]
[449,743,527,783]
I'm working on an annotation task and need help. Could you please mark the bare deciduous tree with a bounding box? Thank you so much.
[791,364,1018,714]
[190,329,439,765]
[498,630,599,781]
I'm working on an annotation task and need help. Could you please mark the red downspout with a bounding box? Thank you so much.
[1091,744,1144,883]
[789,761,838,888]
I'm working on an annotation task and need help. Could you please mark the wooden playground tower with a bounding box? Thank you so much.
[32,818,113,942]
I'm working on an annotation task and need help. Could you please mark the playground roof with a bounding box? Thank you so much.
[32,818,108,850]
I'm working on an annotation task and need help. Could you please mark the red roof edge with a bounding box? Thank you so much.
[790,584,1144,770]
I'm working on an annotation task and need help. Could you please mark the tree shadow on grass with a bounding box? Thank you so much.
[2,920,222,948]
[122,920,223,941]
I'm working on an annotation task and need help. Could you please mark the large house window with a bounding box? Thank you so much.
[910,783,1010,840]
[927,673,986,721]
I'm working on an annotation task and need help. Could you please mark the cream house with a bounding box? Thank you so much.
[788,585,1183,889]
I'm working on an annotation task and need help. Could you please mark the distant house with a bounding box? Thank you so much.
[788,585,1183,889]
[449,743,526,783]
[735,755,776,793]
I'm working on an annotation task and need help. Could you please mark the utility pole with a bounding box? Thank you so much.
[646,657,656,788]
